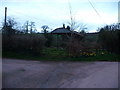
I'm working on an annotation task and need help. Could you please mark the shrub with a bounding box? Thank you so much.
[98,24,120,54]
[66,39,85,57]
[2,34,46,56]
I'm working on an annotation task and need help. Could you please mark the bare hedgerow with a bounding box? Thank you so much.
[66,39,85,57]
[2,34,46,55]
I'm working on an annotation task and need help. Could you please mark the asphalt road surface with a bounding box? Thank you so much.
[2,58,119,88]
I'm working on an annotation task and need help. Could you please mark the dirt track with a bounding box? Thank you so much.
[2,58,119,88]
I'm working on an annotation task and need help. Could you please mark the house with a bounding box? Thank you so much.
[51,24,84,48]
[51,24,84,40]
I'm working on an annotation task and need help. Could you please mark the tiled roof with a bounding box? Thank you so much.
[51,27,71,34]
[51,27,84,37]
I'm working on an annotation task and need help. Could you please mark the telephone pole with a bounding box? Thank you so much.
[4,7,7,27]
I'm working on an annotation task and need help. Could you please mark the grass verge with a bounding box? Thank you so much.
[2,51,120,61]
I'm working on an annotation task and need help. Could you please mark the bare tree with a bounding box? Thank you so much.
[2,17,17,29]
[23,21,29,34]
[67,1,87,32]
[29,21,36,34]
[41,25,49,33]
[22,21,36,34]
[2,17,18,35]
[65,1,88,57]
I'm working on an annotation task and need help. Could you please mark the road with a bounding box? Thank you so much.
[2,58,119,88]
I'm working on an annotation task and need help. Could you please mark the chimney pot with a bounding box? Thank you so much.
[63,24,65,28]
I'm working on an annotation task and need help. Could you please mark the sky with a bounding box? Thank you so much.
[0,0,119,32]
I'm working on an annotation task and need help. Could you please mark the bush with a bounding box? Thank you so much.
[98,24,120,54]
[2,34,46,55]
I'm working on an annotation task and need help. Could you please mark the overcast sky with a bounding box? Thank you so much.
[0,0,119,32]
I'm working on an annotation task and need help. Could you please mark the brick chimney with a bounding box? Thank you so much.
[63,24,65,28]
